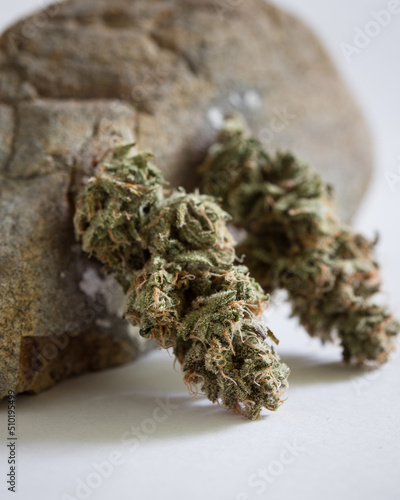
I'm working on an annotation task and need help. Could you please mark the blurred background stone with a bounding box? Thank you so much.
[0,0,373,398]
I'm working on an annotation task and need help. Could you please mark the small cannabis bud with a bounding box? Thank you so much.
[74,144,289,419]
[199,119,399,365]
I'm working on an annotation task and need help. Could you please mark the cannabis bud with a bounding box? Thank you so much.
[74,144,289,419]
[199,119,399,365]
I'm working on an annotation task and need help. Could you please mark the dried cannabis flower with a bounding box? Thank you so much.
[199,119,399,365]
[74,144,289,419]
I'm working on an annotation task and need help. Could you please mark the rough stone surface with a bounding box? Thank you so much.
[0,104,13,169]
[0,0,373,398]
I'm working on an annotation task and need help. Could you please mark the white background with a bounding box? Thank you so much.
[0,1,399,500]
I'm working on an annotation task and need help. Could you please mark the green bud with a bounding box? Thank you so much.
[199,119,399,365]
[74,144,289,419]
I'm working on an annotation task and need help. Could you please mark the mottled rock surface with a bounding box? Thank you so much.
[0,0,373,398]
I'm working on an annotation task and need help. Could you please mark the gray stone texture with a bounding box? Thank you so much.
[0,0,373,398]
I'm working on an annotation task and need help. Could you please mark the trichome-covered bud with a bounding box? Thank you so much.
[74,144,289,419]
[199,119,399,365]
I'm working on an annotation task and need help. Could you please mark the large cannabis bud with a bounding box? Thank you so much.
[199,120,399,365]
[74,144,289,419]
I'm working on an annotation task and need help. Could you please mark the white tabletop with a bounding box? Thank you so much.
[1,1,399,499]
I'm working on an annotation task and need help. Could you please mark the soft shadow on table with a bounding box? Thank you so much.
[0,351,250,445]
[0,348,370,445]
[281,352,369,387]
